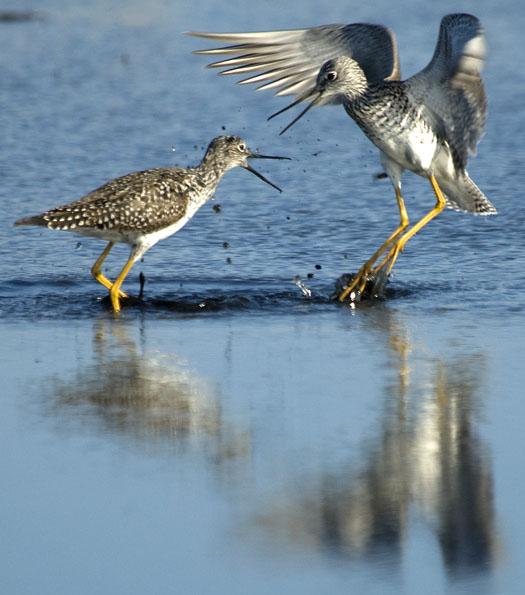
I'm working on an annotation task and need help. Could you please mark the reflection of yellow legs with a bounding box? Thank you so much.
[339,187,409,302]
[110,254,137,313]
[90,242,128,299]
[374,174,447,278]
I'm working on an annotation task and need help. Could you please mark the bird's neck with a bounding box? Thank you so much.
[342,73,369,102]
[343,81,403,118]
[195,153,230,188]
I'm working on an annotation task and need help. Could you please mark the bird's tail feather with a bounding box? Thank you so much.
[14,215,47,226]
[440,173,497,215]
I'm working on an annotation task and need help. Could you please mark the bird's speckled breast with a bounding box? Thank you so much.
[345,83,439,175]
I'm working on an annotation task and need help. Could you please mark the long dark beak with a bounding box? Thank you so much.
[268,91,324,136]
[267,90,314,122]
[243,153,291,193]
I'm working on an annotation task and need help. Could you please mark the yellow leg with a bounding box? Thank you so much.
[374,174,447,277]
[90,242,127,299]
[338,187,409,302]
[110,254,137,313]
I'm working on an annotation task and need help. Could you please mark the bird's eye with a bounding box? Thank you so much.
[238,143,246,152]
[326,71,337,82]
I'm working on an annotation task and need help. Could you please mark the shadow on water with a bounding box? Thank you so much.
[44,320,250,462]
[251,308,499,579]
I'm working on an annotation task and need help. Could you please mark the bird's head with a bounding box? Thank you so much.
[204,135,290,192]
[316,57,368,103]
[269,56,369,134]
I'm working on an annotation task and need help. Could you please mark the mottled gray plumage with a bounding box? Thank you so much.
[15,135,288,312]
[17,168,201,235]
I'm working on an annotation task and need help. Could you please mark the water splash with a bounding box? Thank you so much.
[293,275,312,299]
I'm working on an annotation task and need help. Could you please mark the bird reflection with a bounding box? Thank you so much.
[256,309,498,577]
[47,320,250,462]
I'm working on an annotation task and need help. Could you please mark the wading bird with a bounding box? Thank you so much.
[16,136,289,313]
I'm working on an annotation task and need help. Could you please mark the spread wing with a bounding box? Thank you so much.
[408,13,487,171]
[188,23,400,102]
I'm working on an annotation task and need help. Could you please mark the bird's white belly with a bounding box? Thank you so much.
[140,214,192,248]
[71,211,193,248]
[137,198,205,252]
[380,126,438,175]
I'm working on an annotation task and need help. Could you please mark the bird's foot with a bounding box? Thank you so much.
[337,265,372,303]
[335,267,389,304]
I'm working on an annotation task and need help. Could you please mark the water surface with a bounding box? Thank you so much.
[1,1,525,593]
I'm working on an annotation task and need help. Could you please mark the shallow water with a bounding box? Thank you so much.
[2,1,525,593]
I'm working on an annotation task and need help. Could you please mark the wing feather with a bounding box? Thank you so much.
[188,23,400,104]
[408,13,487,171]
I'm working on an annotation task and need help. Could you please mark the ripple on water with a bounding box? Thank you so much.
[0,273,438,321]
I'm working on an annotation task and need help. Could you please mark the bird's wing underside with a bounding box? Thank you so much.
[188,23,400,104]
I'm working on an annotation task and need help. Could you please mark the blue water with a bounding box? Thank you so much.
[1,1,525,593]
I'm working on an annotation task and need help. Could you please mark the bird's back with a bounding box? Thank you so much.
[15,167,202,235]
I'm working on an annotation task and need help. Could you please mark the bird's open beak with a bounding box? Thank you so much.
[268,90,324,136]
[243,153,291,193]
